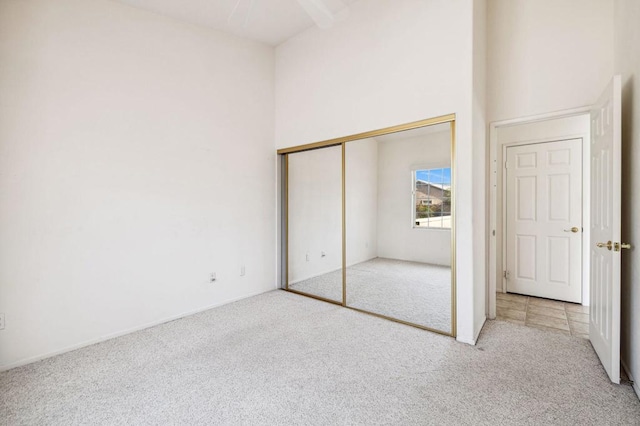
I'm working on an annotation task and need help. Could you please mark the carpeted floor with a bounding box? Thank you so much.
[290,258,452,332]
[1,290,639,425]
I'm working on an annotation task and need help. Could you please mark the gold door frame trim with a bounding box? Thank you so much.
[282,114,457,337]
[277,113,455,155]
[286,288,344,306]
[345,305,454,336]
[341,142,347,307]
[450,120,457,337]
[284,154,289,290]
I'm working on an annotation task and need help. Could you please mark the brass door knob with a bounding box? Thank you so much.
[596,241,613,250]
[614,242,632,251]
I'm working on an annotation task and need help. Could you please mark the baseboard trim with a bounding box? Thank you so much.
[457,316,487,345]
[456,335,477,345]
[0,288,272,372]
[474,316,487,343]
[621,359,640,401]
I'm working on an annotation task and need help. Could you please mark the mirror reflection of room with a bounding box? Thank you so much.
[345,123,452,333]
[286,145,343,303]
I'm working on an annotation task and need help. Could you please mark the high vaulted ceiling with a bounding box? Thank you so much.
[113,0,357,46]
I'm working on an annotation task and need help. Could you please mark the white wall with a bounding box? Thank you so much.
[287,146,342,283]
[487,0,614,123]
[472,0,487,334]
[615,0,640,398]
[0,0,275,369]
[346,138,379,266]
[376,132,451,266]
[276,0,483,343]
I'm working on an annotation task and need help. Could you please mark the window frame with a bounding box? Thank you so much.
[411,165,452,230]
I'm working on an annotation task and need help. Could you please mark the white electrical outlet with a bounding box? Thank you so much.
[240,266,245,276]
[210,272,216,282]
[0,313,5,330]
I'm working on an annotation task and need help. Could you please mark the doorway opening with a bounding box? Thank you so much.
[488,111,593,338]
[495,293,589,338]
[489,75,624,384]
[489,111,592,313]
[498,131,589,337]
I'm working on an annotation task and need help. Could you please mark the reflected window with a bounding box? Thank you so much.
[413,168,451,229]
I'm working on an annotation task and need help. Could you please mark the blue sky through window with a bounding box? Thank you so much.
[416,168,451,185]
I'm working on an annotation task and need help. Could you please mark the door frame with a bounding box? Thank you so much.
[502,138,584,302]
[488,107,592,319]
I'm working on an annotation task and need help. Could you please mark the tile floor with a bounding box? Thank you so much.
[496,292,590,339]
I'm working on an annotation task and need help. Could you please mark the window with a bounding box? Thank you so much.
[413,167,451,229]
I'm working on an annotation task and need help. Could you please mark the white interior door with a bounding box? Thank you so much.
[590,75,623,384]
[505,139,583,303]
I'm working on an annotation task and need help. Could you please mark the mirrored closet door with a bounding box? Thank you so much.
[286,145,343,303]
[281,115,456,336]
[345,123,453,334]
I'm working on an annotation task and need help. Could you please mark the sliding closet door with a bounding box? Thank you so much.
[279,115,456,336]
[344,124,454,334]
[286,145,343,303]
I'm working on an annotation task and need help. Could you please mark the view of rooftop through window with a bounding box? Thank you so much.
[414,167,451,229]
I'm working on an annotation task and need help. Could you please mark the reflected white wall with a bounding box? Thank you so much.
[376,130,452,266]
[287,146,342,283]
[345,139,379,266]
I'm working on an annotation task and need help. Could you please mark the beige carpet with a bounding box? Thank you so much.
[289,257,452,332]
[1,290,639,425]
